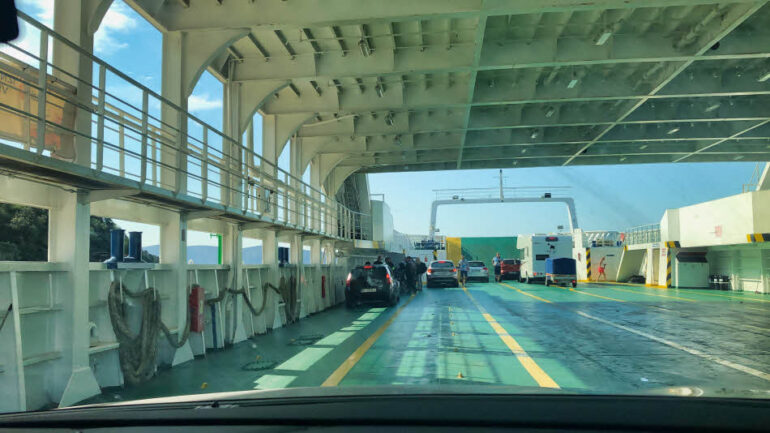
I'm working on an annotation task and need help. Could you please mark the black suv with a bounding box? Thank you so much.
[345,264,400,307]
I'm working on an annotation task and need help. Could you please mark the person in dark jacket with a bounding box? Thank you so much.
[415,258,427,291]
[405,257,417,294]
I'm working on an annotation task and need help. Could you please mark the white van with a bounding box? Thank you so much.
[516,234,573,283]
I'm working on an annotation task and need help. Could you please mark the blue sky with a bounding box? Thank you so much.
[10,0,764,241]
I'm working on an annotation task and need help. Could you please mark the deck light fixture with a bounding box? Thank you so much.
[594,30,613,46]
[359,39,371,57]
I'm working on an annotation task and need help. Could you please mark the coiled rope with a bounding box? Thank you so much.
[107,281,190,385]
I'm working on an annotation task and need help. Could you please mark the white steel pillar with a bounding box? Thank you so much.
[223,78,243,209]
[52,191,99,407]
[161,32,188,194]
[160,212,194,365]
[758,163,770,190]
[222,223,246,344]
[310,156,322,232]
[290,136,303,226]
[52,0,110,166]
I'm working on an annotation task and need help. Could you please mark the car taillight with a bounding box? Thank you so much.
[452,268,457,273]
[534,272,538,276]
[427,269,432,275]
[386,273,392,284]
[483,267,488,271]
[346,272,352,287]
[572,280,576,283]
[364,265,373,269]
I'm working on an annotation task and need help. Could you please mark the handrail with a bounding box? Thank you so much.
[1,12,370,240]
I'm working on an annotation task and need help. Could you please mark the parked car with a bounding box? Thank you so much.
[426,260,458,288]
[345,264,400,308]
[500,259,521,281]
[467,261,489,282]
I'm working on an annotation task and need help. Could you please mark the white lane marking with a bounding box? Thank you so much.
[575,310,770,382]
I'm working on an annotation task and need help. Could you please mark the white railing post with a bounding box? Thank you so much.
[35,30,48,155]
[140,90,149,184]
[118,113,125,177]
[202,126,208,203]
[95,64,106,170]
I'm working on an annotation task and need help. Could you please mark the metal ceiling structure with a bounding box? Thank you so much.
[127,0,770,174]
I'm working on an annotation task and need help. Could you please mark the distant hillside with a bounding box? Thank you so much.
[144,245,309,265]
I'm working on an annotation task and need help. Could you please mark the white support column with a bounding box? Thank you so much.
[160,212,194,365]
[53,191,99,407]
[222,78,244,210]
[222,222,246,344]
[289,136,303,226]
[161,31,188,194]
[758,163,770,191]
[52,0,111,166]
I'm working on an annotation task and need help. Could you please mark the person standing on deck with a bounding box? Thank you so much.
[458,255,469,286]
[492,253,502,283]
[597,256,607,282]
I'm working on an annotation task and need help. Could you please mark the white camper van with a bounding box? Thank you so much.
[516,234,573,283]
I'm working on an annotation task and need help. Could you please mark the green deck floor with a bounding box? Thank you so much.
[81,281,770,404]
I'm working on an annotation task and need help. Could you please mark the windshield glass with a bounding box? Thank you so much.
[2,0,770,417]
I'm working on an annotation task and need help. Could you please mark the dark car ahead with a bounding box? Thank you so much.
[501,259,521,281]
[426,260,458,288]
[345,264,400,308]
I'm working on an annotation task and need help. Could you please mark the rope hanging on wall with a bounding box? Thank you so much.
[107,281,190,385]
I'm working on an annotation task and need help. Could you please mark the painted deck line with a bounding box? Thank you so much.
[500,282,770,383]
[589,281,770,302]
[322,294,416,386]
[462,286,559,389]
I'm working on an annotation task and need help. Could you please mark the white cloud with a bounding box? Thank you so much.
[188,94,223,112]
[94,1,137,55]
[18,0,54,26]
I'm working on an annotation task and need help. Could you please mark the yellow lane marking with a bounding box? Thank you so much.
[567,287,627,302]
[503,283,770,382]
[602,285,696,302]
[500,282,554,303]
[322,294,416,386]
[680,290,770,303]
[462,286,559,389]
[589,281,770,303]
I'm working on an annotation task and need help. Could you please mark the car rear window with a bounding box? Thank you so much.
[502,259,519,265]
[431,261,454,268]
[469,261,485,267]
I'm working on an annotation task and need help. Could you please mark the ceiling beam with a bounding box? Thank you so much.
[247,33,270,61]
[562,2,768,166]
[136,0,761,32]
[331,25,348,55]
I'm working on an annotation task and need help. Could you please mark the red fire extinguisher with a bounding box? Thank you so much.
[189,284,205,333]
[321,275,326,298]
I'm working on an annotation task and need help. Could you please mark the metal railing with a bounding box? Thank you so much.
[0,12,369,240]
[624,224,661,245]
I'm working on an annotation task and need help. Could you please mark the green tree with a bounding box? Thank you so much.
[0,203,159,262]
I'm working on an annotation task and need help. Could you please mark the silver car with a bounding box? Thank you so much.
[426,260,458,288]
[467,261,489,282]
